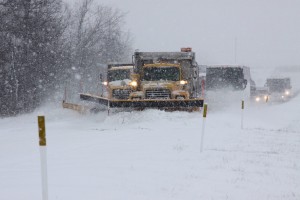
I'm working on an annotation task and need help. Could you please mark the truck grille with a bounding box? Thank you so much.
[112,89,131,99]
[145,89,171,99]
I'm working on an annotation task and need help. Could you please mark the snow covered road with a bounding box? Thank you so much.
[1,95,300,200]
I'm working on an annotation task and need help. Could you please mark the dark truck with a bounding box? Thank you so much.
[205,65,255,97]
[265,78,292,101]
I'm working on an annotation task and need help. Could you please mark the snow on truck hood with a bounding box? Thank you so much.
[142,81,175,88]
[108,79,131,86]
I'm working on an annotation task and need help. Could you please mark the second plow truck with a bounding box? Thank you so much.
[80,48,204,110]
[102,63,135,99]
[63,63,136,113]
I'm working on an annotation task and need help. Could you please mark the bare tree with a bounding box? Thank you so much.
[64,0,132,84]
[0,0,66,116]
[0,0,132,116]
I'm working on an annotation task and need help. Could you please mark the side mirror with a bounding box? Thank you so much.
[242,79,247,89]
[193,69,198,79]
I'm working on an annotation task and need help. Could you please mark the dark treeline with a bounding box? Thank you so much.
[0,0,132,116]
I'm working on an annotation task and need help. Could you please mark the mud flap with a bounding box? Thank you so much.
[80,93,204,108]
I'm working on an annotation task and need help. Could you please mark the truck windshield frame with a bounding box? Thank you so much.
[142,67,180,81]
[108,69,131,82]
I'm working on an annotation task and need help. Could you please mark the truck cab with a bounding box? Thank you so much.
[205,65,248,91]
[102,64,136,99]
[129,48,201,100]
[130,62,189,100]
[205,65,255,98]
[265,77,292,101]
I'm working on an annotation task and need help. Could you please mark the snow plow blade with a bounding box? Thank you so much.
[80,93,204,108]
[62,100,90,113]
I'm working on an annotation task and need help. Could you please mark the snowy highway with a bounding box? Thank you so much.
[1,92,300,200]
[2,1,300,199]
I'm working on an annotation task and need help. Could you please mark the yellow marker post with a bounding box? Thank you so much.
[200,104,208,152]
[38,116,46,146]
[203,104,207,118]
[64,86,67,102]
[241,100,244,129]
[38,116,48,200]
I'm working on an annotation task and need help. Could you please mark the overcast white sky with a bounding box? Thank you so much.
[93,0,300,69]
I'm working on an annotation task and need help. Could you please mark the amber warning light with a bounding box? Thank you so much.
[181,47,192,52]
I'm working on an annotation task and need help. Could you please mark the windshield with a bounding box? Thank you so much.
[143,67,180,81]
[108,69,131,82]
[256,90,268,95]
[206,67,246,90]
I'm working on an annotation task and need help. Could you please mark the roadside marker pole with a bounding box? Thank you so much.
[241,100,244,129]
[64,86,67,102]
[38,116,49,200]
[80,81,83,93]
[107,100,110,116]
[200,104,207,152]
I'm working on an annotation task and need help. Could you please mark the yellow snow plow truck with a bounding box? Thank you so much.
[102,63,135,100]
[62,63,135,112]
[79,48,204,109]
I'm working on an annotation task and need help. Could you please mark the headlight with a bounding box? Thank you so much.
[285,90,290,95]
[102,81,108,86]
[255,97,260,102]
[130,81,137,87]
[180,80,187,85]
[264,96,268,100]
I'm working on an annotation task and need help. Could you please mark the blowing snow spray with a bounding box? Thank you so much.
[38,116,49,200]
[200,104,207,152]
